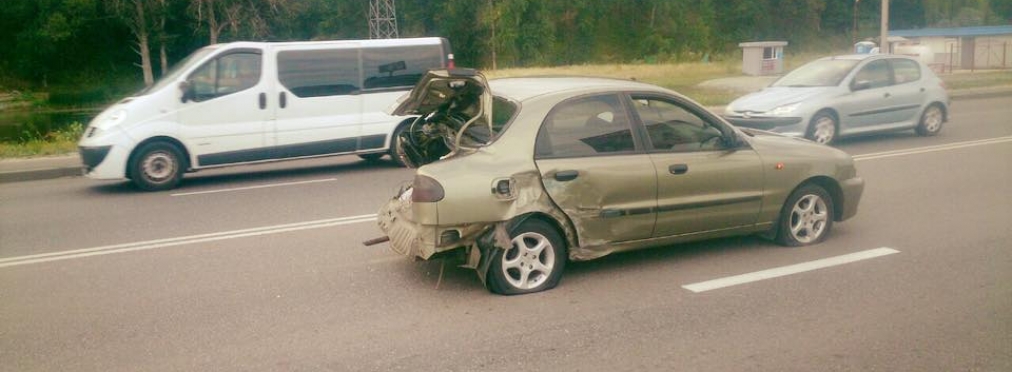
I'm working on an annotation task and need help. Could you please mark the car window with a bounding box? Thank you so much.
[536,95,636,158]
[631,96,725,152]
[187,51,262,102]
[890,59,921,84]
[853,59,892,89]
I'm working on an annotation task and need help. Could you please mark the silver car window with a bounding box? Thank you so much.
[536,95,636,158]
[891,59,921,84]
[853,59,892,89]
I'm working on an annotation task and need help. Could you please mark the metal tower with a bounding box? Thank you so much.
[369,0,399,39]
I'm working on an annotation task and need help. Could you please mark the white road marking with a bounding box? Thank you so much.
[0,214,377,269]
[682,247,900,293]
[853,136,1012,162]
[170,178,338,196]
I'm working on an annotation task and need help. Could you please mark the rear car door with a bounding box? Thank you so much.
[534,94,658,246]
[627,94,764,237]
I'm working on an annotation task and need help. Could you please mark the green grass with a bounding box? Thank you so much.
[0,121,83,158]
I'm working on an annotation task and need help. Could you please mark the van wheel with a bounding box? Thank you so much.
[389,123,411,168]
[357,153,384,162]
[915,104,944,136]
[776,184,835,246]
[130,142,184,191]
[487,219,567,295]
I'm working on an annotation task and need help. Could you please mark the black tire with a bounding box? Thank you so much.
[915,104,944,136]
[775,184,835,247]
[388,123,411,168]
[129,142,184,191]
[805,111,837,145]
[487,219,567,295]
[357,153,384,162]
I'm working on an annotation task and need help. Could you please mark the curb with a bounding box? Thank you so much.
[1,86,1010,185]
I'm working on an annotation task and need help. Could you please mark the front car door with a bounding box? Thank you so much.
[534,94,658,247]
[177,47,271,166]
[627,93,764,237]
[838,58,895,130]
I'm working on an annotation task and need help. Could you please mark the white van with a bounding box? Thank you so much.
[78,37,452,191]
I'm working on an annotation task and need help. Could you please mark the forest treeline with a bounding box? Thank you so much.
[2,0,1010,92]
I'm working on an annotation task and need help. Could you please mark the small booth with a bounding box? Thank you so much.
[739,41,787,76]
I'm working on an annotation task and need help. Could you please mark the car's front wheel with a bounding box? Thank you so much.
[776,184,835,246]
[915,104,944,136]
[806,112,837,145]
[488,219,567,295]
[129,142,185,191]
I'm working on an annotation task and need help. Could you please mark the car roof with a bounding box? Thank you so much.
[821,54,917,62]
[488,76,669,102]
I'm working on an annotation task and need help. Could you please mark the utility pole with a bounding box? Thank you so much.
[852,0,860,46]
[880,0,889,54]
[369,0,399,39]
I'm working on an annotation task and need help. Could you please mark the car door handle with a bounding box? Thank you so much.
[883,92,891,98]
[554,170,579,182]
[258,93,267,109]
[279,92,287,109]
[669,164,688,175]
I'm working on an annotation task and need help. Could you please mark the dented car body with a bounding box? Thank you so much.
[375,69,864,295]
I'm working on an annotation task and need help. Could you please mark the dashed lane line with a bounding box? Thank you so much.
[682,247,901,293]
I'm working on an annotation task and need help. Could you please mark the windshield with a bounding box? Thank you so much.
[136,46,219,96]
[772,59,860,87]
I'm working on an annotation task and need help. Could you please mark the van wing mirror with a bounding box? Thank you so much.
[851,80,872,91]
[179,81,192,103]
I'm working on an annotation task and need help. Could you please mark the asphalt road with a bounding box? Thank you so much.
[1,96,1010,371]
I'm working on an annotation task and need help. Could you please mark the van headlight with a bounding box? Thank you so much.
[104,109,128,127]
[769,103,799,116]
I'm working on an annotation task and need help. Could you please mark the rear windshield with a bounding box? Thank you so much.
[773,59,860,87]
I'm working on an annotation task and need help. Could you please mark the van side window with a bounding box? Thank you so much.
[362,45,443,90]
[188,52,262,102]
[278,49,361,98]
[536,95,636,158]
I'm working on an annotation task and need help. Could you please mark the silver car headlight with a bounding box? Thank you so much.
[769,103,799,116]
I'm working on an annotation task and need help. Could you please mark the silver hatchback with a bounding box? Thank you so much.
[723,54,949,144]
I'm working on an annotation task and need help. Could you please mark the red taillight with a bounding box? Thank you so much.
[412,175,445,202]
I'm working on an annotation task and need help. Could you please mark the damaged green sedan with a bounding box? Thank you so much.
[372,69,864,295]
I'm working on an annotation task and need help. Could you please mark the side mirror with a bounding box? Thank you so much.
[179,81,192,103]
[851,80,872,91]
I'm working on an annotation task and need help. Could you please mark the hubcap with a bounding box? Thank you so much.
[812,117,836,144]
[923,107,942,132]
[789,194,829,244]
[501,232,556,290]
[142,151,176,182]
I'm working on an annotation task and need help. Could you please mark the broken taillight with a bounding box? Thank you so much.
[412,175,445,202]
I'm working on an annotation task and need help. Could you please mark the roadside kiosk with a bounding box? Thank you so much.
[739,41,787,76]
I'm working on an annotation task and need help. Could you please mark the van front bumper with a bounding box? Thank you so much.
[79,145,129,180]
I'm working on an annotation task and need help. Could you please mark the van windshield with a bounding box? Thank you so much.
[136,46,219,96]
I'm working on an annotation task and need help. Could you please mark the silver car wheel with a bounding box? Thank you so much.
[789,194,829,244]
[921,105,943,134]
[811,116,836,144]
[141,151,177,182]
[501,231,556,290]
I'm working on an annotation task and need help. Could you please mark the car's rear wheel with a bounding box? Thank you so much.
[488,219,567,295]
[915,104,944,136]
[806,112,837,145]
[776,184,835,246]
[130,142,184,191]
